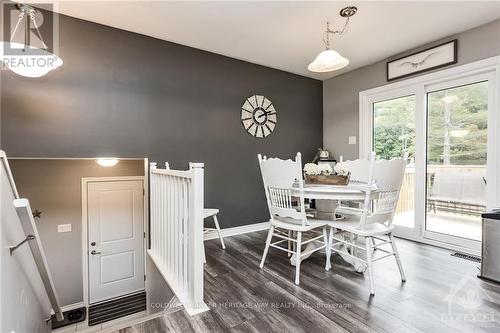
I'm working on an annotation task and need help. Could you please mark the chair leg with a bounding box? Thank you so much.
[365,237,375,295]
[295,231,302,285]
[202,239,206,264]
[349,233,355,255]
[323,226,330,271]
[390,233,406,282]
[287,230,292,257]
[212,215,226,250]
[260,225,274,268]
[328,226,334,263]
[292,231,297,252]
[350,234,360,258]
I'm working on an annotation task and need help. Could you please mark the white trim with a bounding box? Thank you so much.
[359,55,500,252]
[395,234,480,256]
[487,69,500,209]
[360,55,500,159]
[81,176,145,183]
[50,301,85,316]
[8,157,145,160]
[359,55,500,98]
[204,221,270,241]
[359,85,419,159]
[81,176,146,307]
[60,302,85,313]
[423,230,480,255]
[143,159,149,287]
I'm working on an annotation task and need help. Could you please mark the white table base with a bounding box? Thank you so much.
[288,187,377,273]
[289,236,367,273]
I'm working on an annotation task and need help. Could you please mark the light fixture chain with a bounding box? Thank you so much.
[322,16,350,50]
[327,16,350,36]
[323,23,330,50]
[9,10,26,42]
[29,8,49,51]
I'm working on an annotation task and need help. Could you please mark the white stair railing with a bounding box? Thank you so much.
[148,162,208,316]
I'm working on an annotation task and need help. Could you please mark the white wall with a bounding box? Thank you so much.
[145,254,175,315]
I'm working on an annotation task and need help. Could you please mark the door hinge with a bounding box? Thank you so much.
[144,232,146,238]
[143,188,145,196]
[144,274,146,281]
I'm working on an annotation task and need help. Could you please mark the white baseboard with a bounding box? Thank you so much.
[204,221,269,241]
[54,301,85,314]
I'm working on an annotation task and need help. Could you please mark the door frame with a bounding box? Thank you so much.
[81,176,147,306]
[359,55,500,255]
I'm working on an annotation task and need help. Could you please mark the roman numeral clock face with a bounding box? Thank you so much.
[241,95,277,138]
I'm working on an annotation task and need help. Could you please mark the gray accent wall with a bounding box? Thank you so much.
[9,159,144,306]
[0,13,323,230]
[324,19,500,160]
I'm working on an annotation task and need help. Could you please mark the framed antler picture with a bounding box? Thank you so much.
[387,40,457,81]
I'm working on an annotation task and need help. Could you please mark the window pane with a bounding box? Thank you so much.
[373,95,416,229]
[426,81,487,241]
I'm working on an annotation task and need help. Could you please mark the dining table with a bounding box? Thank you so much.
[290,182,379,272]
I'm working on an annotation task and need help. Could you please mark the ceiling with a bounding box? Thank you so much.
[32,1,500,80]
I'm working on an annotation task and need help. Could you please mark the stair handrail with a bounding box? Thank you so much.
[1,150,64,321]
[1,150,19,199]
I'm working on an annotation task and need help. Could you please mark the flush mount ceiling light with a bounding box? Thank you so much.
[308,6,357,73]
[96,158,119,167]
[0,4,63,78]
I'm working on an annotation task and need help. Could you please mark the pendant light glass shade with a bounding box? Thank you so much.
[1,42,63,78]
[1,4,63,78]
[307,49,349,73]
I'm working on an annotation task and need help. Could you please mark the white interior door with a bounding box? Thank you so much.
[87,179,145,304]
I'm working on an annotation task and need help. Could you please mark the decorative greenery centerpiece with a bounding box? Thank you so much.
[303,162,350,185]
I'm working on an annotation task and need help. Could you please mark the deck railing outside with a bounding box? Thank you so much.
[395,165,487,215]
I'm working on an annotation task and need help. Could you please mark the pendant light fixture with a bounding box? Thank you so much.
[308,6,357,73]
[0,4,63,78]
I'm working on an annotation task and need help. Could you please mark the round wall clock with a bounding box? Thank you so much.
[241,95,277,138]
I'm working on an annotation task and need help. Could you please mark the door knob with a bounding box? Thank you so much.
[91,250,101,255]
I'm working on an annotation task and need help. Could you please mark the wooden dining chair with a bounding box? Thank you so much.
[163,163,226,263]
[204,208,225,249]
[258,152,330,285]
[201,208,226,264]
[328,153,407,295]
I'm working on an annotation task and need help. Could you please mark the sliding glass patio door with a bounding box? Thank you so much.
[373,94,417,232]
[362,67,498,254]
[423,79,488,249]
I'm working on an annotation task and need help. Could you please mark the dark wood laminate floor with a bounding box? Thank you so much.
[115,231,500,333]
